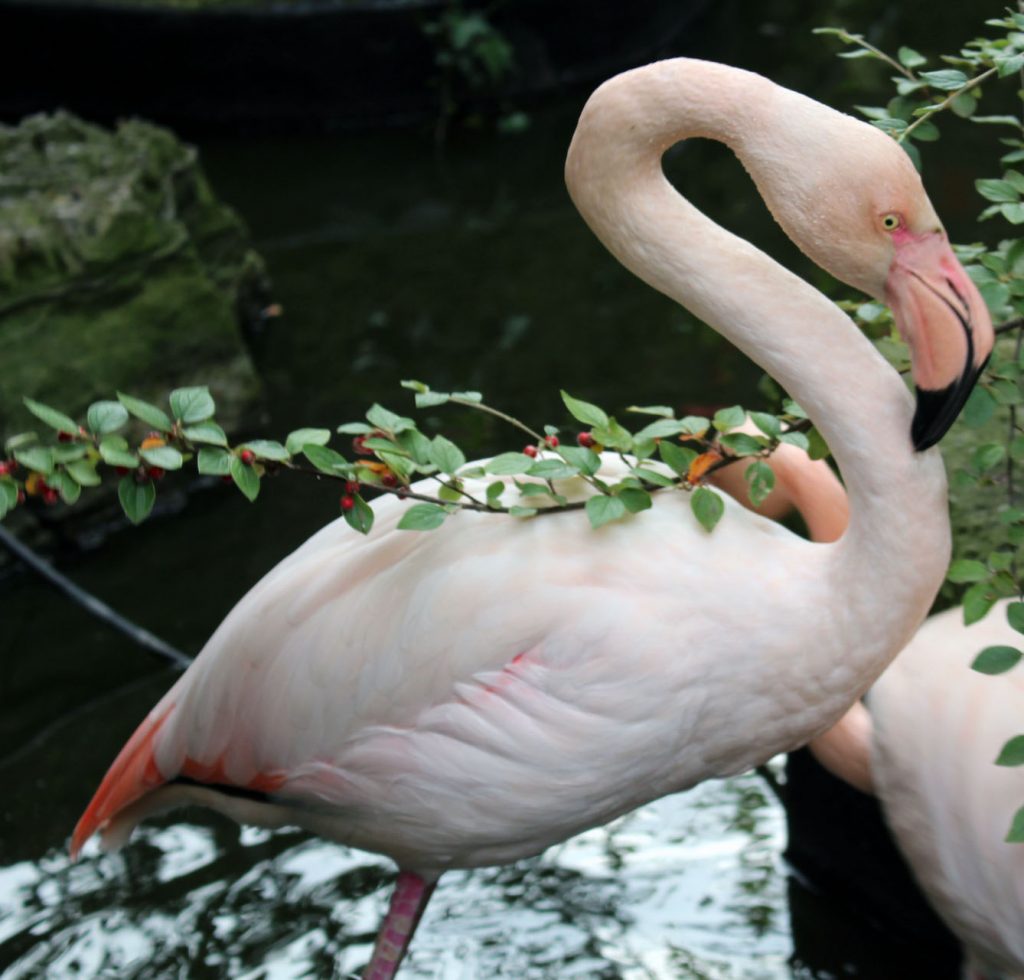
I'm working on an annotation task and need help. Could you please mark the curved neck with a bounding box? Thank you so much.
[566,59,949,685]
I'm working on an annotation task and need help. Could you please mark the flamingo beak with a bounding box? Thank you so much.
[884,230,994,451]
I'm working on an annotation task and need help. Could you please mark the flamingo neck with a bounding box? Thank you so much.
[565,58,949,694]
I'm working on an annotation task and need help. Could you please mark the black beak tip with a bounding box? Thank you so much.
[911,363,986,452]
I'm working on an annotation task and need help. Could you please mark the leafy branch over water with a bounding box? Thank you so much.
[0,384,824,536]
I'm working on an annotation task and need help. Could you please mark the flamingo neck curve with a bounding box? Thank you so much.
[565,58,950,700]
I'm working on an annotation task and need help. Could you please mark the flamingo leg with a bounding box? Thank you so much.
[362,870,439,980]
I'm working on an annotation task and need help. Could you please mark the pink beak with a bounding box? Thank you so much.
[885,230,994,450]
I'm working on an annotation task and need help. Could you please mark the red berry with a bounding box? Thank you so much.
[340,494,356,511]
[0,462,9,477]
[381,472,398,488]
[57,431,74,443]
[114,466,130,476]
[42,487,59,505]
[577,432,596,448]
[545,435,560,448]
[221,474,234,484]
[148,466,165,481]
[239,449,256,465]
[523,445,538,458]
[352,435,371,456]
[345,480,360,494]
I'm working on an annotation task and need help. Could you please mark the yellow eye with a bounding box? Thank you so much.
[881,213,902,232]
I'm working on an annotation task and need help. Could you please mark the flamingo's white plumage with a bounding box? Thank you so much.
[71,60,993,978]
[715,443,1024,979]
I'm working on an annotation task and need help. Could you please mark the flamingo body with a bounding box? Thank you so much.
[72,58,993,976]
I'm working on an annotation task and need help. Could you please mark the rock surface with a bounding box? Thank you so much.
[0,112,267,445]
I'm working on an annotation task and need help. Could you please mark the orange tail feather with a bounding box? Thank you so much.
[70,705,172,859]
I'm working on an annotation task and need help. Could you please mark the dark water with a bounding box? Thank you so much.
[0,1,998,976]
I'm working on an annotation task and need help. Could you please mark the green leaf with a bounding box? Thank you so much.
[745,459,776,507]
[995,735,1024,767]
[618,487,652,514]
[485,452,535,475]
[23,397,78,435]
[586,494,627,529]
[627,404,674,418]
[713,405,745,431]
[14,446,54,475]
[977,178,1021,203]
[897,45,926,68]
[197,448,232,476]
[366,404,415,433]
[972,645,1023,675]
[239,440,291,462]
[337,422,374,435]
[561,390,609,428]
[52,444,87,463]
[1005,805,1024,843]
[998,52,1024,78]
[0,479,19,519]
[947,558,989,584]
[720,432,766,456]
[99,437,139,468]
[509,506,537,518]
[285,428,331,455]
[963,582,996,625]
[486,480,505,506]
[117,392,172,433]
[118,475,156,524]
[806,427,830,460]
[962,386,997,428]
[1000,203,1024,224]
[633,418,689,441]
[557,446,601,477]
[4,432,38,453]
[749,412,781,438]
[49,471,79,505]
[304,445,350,475]
[343,494,375,535]
[630,466,676,488]
[415,390,450,408]
[659,441,697,476]
[362,437,404,455]
[169,386,215,424]
[183,421,229,447]
[64,459,101,487]
[919,68,969,91]
[140,445,184,471]
[230,455,260,501]
[429,435,466,475]
[397,503,448,531]
[86,400,129,436]
[779,431,810,451]
[398,428,435,466]
[438,481,464,503]
[527,459,579,480]
[691,486,724,532]
[1008,601,1024,634]
[591,417,633,452]
[679,415,710,436]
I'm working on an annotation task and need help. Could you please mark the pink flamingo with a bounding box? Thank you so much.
[71,60,993,978]
[712,443,1024,978]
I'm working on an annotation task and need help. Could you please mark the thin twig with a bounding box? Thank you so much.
[0,524,192,668]
[448,396,545,442]
[901,67,998,143]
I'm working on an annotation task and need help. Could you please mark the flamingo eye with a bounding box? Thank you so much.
[881,213,902,232]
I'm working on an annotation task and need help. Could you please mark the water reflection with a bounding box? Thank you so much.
[0,770,788,979]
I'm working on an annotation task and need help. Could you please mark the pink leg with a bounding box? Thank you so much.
[362,870,439,980]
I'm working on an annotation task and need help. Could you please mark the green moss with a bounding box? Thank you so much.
[0,112,266,441]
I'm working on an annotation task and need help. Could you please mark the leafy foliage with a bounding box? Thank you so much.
[1,382,820,538]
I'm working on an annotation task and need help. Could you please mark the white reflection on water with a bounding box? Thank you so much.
[0,768,787,978]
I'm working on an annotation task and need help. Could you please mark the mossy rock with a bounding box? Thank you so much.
[0,112,267,444]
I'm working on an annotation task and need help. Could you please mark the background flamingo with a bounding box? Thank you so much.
[712,440,1024,978]
[70,59,992,978]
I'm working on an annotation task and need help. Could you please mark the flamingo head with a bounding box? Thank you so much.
[747,102,994,450]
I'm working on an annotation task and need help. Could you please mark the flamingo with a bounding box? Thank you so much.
[711,443,1024,978]
[70,59,994,978]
